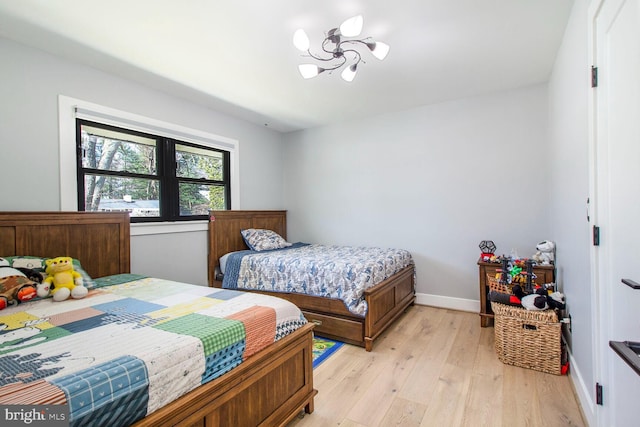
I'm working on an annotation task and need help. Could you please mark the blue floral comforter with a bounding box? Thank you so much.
[222,244,414,316]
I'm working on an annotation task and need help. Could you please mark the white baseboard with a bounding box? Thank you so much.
[415,292,479,313]
[568,350,595,426]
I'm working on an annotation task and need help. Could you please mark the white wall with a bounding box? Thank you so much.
[547,0,594,422]
[283,85,552,307]
[0,37,285,285]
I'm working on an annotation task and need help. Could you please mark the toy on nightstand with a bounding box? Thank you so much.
[514,285,566,311]
[532,240,555,265]
[479,240,497,262]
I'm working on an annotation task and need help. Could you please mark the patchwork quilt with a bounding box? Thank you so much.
[222,244,415,316]
[0,275,307,427]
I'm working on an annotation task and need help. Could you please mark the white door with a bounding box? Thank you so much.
[592,0,640,425]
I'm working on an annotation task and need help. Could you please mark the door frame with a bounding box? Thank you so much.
[588,0,606,425]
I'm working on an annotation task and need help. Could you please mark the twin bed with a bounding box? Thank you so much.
[208,210,416,352]
[0,211,315,427]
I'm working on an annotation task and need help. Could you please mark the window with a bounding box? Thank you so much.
[77,120,231,222]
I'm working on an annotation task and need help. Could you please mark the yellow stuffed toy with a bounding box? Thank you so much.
[43,257,88,302]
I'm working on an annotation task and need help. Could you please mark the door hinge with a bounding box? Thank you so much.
[586,197,590,222]
[591,66,598,88]
[596,382,603,405]
[593,225,600,246]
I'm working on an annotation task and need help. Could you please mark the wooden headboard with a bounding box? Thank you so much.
[208,210,286,286]
[0,211,130,278]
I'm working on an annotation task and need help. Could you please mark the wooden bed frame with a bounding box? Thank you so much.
[208,210,416,352]
[0,211,316,427]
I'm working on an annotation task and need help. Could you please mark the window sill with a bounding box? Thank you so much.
[130,220,208,236]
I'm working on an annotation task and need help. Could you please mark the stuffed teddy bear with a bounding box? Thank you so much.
[43,256,88,302]
[0,259,40,310]
[532,240,555,265]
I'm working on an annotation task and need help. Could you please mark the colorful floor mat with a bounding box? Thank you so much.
[312,336,344,368]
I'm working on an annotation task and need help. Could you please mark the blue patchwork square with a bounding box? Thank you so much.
[93,298,165,315]
[205,289,243,301]
[52,355,149,423]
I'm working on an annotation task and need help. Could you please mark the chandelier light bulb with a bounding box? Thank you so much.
[293,29,310,51]
[341,63,358,82]
[370,41,390,60]
[339,15,363,37]
[298,64,321,79]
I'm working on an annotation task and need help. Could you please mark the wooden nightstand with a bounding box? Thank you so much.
[477,258,555,327]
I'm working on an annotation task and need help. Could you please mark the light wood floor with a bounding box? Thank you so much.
[289,305,587,427]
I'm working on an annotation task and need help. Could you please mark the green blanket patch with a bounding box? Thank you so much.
[92,274,148,288]
[153,313,245,356]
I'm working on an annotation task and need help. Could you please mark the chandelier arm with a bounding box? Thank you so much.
[306,50,335,62]
[321,37,337,55]
[320,55,348,71]
[339,47,363,64]
[340,39,372,50]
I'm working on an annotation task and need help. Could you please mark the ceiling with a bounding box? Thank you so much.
[0,0,574,133]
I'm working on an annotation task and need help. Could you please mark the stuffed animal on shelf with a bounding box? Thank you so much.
[43,257,88,302]
[0,259,40,310]
[489,284,565,311]
[532,240,555,265]
[514,285,566,311]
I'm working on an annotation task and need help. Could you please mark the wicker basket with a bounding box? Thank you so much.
[491,302,564,375]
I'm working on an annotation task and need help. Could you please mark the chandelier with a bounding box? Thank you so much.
[293,15,390,82]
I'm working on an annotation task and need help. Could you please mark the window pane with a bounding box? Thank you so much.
[84,174,160,217]
[176,144,223,180]
[81,125,157,175]
[179,182,225,216]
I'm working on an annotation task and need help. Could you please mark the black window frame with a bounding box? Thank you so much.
[76,119,231,222]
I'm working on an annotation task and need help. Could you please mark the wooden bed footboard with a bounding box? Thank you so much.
[133,323,316,427]
[208,210,416,351]
[364,265,416,351]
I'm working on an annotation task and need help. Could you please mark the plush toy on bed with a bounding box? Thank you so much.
[43,256,88,302]
[0,258,40,310]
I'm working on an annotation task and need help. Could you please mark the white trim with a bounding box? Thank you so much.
[131,221,208,236]
[74,108,237,149]
[415,292,479,313]
[57,95,240,211]
[58,96,79,210]
[568,350,596,427]
[587,1,607,426]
